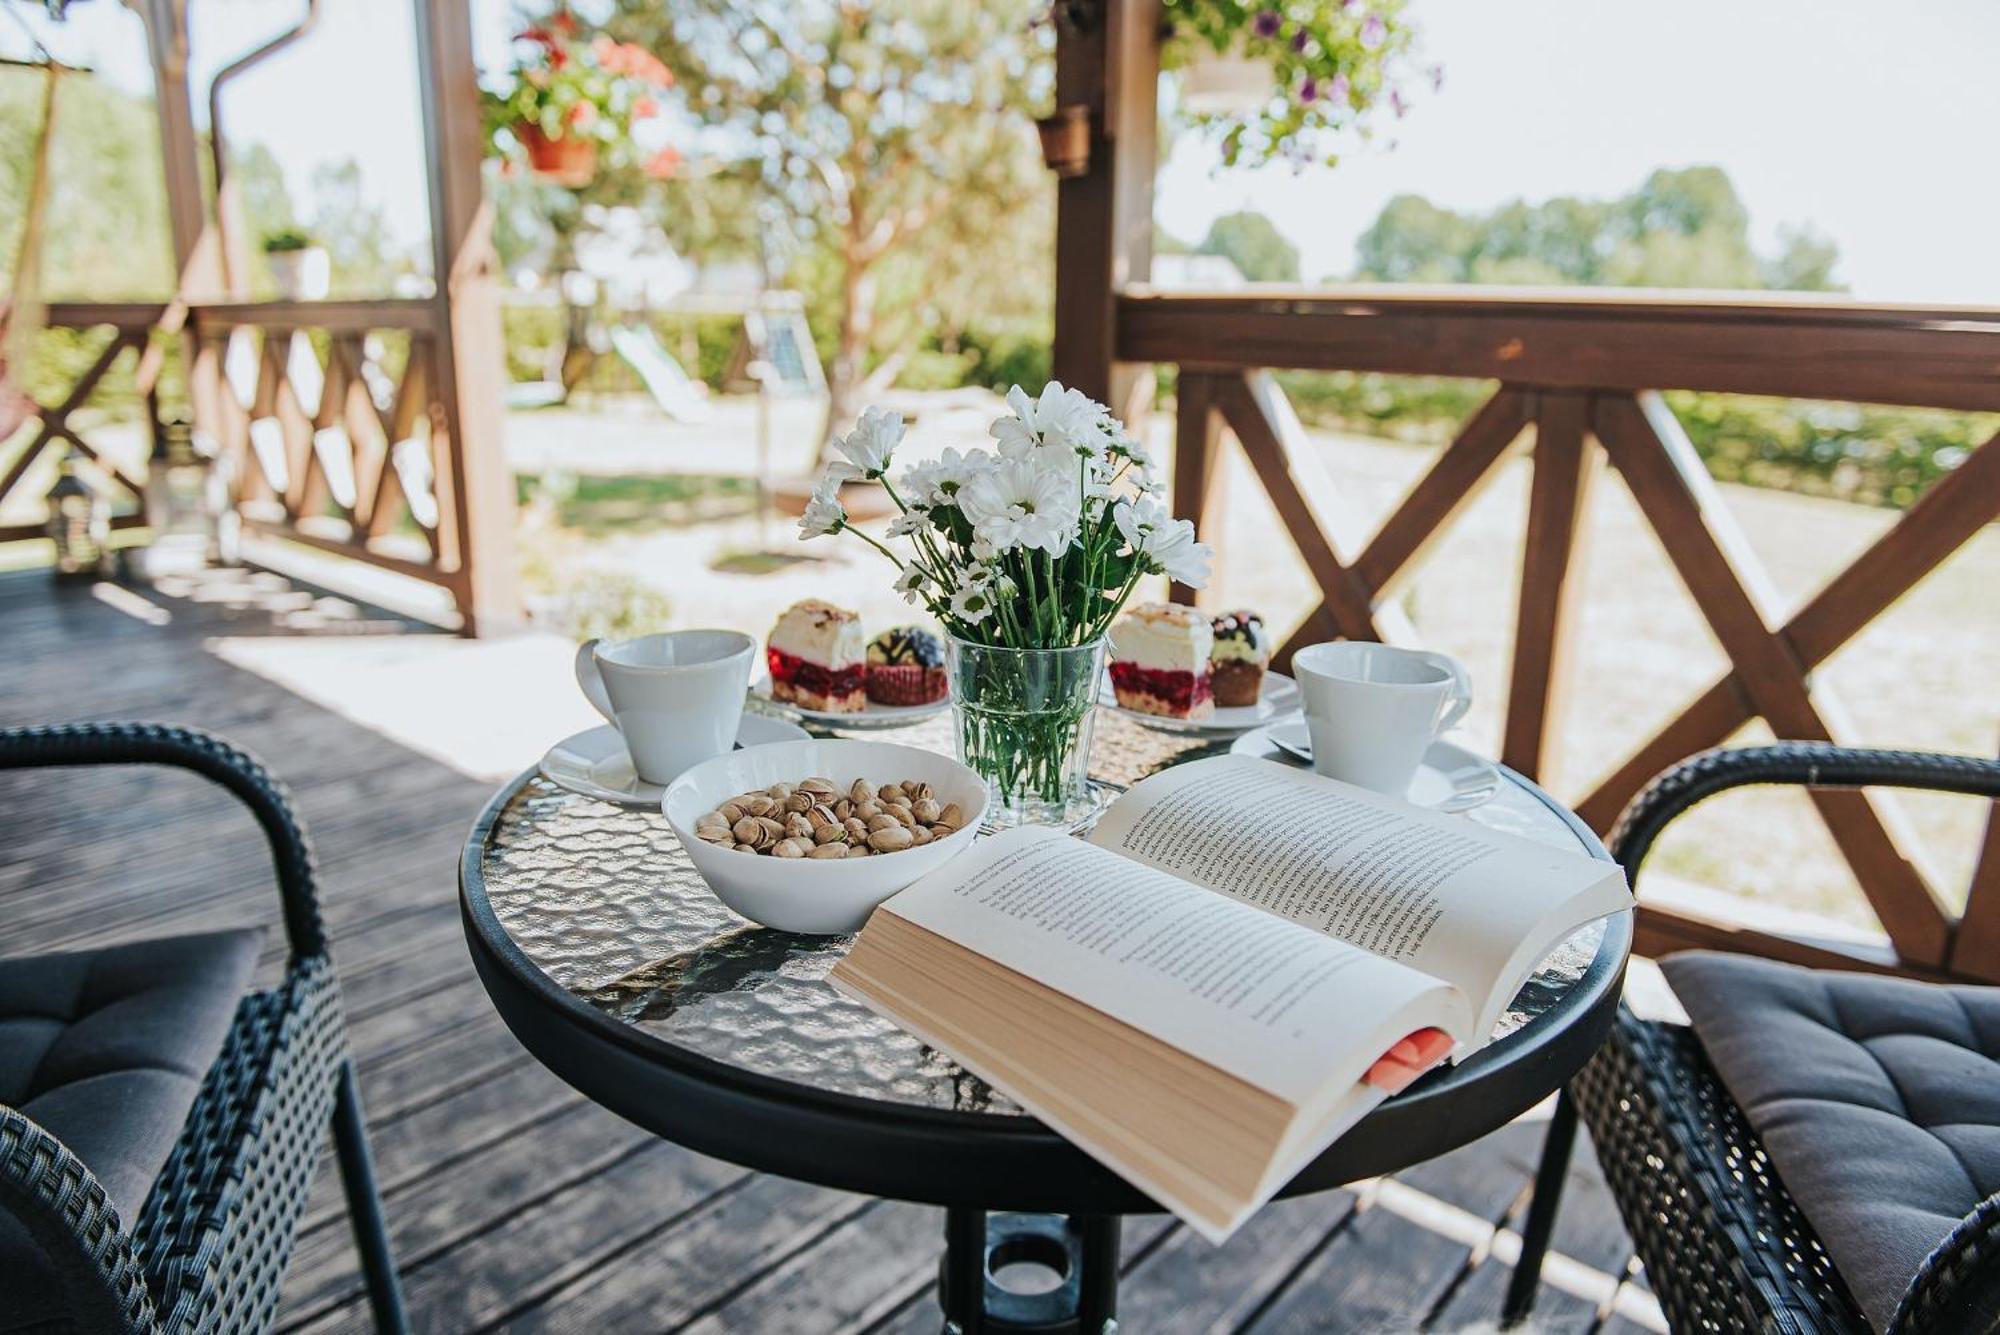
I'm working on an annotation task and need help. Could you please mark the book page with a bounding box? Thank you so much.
[1088,755,1629,1036]
[879,825,1468,1108]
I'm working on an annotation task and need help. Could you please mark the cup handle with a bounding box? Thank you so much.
[574,638,617,725]
[1434,653,1473,732]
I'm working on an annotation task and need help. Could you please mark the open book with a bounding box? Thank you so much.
[828,754,1629,1242]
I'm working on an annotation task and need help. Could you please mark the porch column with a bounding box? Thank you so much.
[1050,0,1160,405]
[413,0,522,635]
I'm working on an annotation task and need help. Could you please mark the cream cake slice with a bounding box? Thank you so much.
[768,599,868,711]
[1108,602,1214,719]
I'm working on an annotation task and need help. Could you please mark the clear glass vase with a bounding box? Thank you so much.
[947,635,1107,829]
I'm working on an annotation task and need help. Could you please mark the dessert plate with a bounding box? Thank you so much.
[540,715,810,809]
[748,675,951,731]
[1239,722,1502,813]
[1098,671,1302,737]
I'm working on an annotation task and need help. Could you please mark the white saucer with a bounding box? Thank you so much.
[748,676,951,731]
[1237,721,1502,813]
[539,715,810,809]
[1099,671,1302,738]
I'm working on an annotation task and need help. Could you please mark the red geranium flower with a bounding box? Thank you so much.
[643,146,682,179]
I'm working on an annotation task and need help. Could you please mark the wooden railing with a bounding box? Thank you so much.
[1133,287,2000,980]
[7,298,501,628]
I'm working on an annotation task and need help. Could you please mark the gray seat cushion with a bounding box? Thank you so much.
[0,930,260,1330]
[1664,950,2000,1333]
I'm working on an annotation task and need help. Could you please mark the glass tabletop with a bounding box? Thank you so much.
[472,710,1610,1117]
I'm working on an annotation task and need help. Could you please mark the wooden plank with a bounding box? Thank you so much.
[189,299,437,332]
[1116,1192,1357,1333]
[1634,903,1946,979]
[1352,386,1532,596]
[677,1200,939,1335]
[1594,391,1952,968]
[1950,773,2000,981]
[1116,290,2000,413]
[1169,370,1224,605]
[506,1175,872,1332]
[1502,393,1600,781]
[1216,371,1382,643]
[278,1103,676,1328]
[1239,1194,1476,1333]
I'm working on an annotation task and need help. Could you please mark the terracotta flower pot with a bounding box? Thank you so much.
[516,121,597,187]
[1036,105,1090,179]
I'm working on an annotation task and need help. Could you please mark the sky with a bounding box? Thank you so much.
[8,0,2000,303]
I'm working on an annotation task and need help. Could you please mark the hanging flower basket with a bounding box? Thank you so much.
[1178,49,1276,116]
[515,122,598,187]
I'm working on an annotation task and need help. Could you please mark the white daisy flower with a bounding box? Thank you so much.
[948,578,999,625]
[796,468,848,540]
[990,382,1112,465]
[833,405,905,478]
[894,566,930,606]
[960,456,1081,556]
[886,509,927,538]
[1113,497,1212,587]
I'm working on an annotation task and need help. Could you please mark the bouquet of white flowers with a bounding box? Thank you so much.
[799,382,1214,823]
[799,382,1212,646]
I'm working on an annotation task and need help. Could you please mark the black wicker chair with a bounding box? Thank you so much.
[1503,743,2000,1334]
[0,723,406,1334]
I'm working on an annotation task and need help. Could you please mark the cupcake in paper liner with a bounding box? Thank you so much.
[1209,610,1269,708]
[865,626,947,706]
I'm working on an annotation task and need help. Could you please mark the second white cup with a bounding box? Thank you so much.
[575,629,756,785]
[1291,641,1472,796]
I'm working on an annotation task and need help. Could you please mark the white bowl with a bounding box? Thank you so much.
[661,739,987,935]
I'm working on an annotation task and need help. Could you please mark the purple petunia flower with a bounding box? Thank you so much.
[1291,29,1309,52]
[1328,71,1350,103]
[1252,10,1281,38]
[1361,13,1386,49]
[1298,76,1318,103]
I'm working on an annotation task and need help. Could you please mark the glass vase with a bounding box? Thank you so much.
[947,635,1107,829]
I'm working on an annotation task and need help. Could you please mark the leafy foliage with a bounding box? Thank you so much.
[1194,210,1300,282]
[1352,166,1843,291]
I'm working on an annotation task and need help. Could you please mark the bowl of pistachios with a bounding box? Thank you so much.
[661,739,988,934]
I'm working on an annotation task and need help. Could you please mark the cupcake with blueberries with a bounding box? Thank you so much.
[1208,610,1270,708]
[865,626,948,706]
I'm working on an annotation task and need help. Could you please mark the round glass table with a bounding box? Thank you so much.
[460,711,1631,1334]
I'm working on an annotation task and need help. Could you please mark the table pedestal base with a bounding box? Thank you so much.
[939,1209,1120,1334]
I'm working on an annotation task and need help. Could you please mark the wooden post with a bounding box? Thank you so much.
[139,0,205,275]
[1050,0,1159,404]
[414,0,522,635]
[1501,392,1599,782]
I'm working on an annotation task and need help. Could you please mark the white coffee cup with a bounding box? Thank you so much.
[574,630,756,785]
[1291,642,1472,796]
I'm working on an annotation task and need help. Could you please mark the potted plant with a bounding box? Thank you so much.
[796,385,1212,826]
[1159,0,1428,168]
[485,9,676,188]
[262,229,329,300]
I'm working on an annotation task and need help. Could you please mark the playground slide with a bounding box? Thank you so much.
[608,324,714,423]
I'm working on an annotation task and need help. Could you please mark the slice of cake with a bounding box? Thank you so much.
[865,626,948,706]
[1109,603,1214,719]
[1209,610,1270,708]
[768,599,867,712]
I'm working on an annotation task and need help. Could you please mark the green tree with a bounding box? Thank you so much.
[1350,165,1844,293]
[609,0,1054,452]
[0,69,173,301]
[1197,211,1300,283]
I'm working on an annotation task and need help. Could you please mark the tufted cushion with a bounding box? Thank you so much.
[0,930,260,1331]
[1664,951,2000,1333]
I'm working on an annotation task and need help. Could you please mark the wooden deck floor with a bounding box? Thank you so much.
[0,566,1656,1334]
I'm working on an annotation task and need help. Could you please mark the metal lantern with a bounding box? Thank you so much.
[45,448,110,580]
[140,416,216,576]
